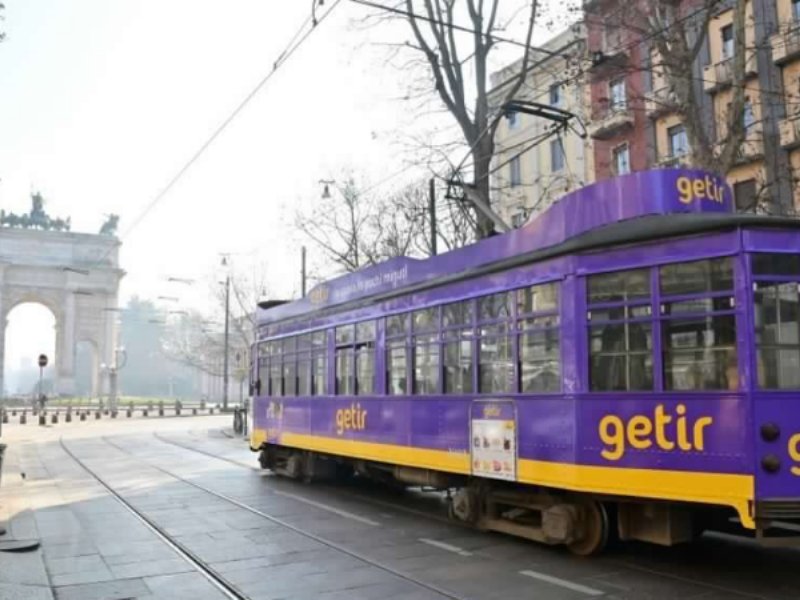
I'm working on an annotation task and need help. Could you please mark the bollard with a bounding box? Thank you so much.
[192,407,197,416]
[126,408,132,418]
[39,413,46,426]
[95,410,101,420]
[32,408,38,417]
[51,411,58,424]
[142,409,148,417]
[158,401,164,417]
[80,411,87,421]
[209,407,214,415]
[174,401,181,416]
[66,408,72,423]
[20,411,26,425]
[111,410,118,419]
[11,410,16,417]
[2,410,7,424]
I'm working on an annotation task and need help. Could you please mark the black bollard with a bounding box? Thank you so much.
[51,411,58,424]
[158,401,164,417]
[2,410,7,424]
[39,413,46,426]
[111,410,118,419]
[209,407,214,415]
[11,410,16,417]
[126,408,132,418]
[95,410,101,420]
[66,409,72,423]
[192,407,197,416]
[80,411,87,421]
[20,411,26,425]
[174,401,181,416]
[142,409,148,417]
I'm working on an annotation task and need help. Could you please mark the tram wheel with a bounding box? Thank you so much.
[567,500,609,557]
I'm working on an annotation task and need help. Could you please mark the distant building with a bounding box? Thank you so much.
[489,25,591,227]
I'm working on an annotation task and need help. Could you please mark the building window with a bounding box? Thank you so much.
[588,268,653,392]
[667,125,688,157]
[721,24,734,59]
[385,313,409,395]
[443,299,474,394]
[612,144,631,175]
[550,139,565,172]
[743,99,755,132]
[794,0,800,21]
[609,78,627,110]
[517,282,560,392]
[660,258,737,391]
[510,156,521,187]
[511,212,527,228]
[507,110,519,129]
[734,179,757,211]
[478,292,514,393]
[549,83,562,107]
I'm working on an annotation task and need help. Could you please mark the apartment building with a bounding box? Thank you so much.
[489,25,590,228]
[585,0,797,212]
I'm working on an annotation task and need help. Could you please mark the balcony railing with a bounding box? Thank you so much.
[771,23,800,64]
[588,104,635,140]
[645,87,677,118]
[703,53,758,93]
[656,154,688,169]
[779,115,800,150]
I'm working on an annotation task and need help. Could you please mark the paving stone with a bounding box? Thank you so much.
[0,547,51,586]
[0,582,54,600]
[45,553,108,576]
[108,557,194,579]
[53,577,151,600]
[49,566,115,588]
[143,572,229,599]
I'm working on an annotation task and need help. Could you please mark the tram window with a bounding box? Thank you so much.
[312,330,326,347]
[444,338,473,394]
[413,307,439,332]
[589,323,653,391]
[752,253,800,277]
[335,348,355,395]
[386,313,410,337]
[660,257,733,296]
[311,353,327,395]
[517,282,558,315]
[443,300,473,328]
[588,268,650,304]
[387,341,408,395]
[297,356,311,396]
[283,336,297,354]
[479,335,514,393]
[258,357,269,396]
[297,334,312,350]
[662,316,737,390]
[478,292,512,322]
[283,358,297,397]
[754,282,800,389]
[269,361,282,397]
[336,325,354,346]
[413,334,439,394]
[355,344,375,395]
[356,321,376,342]
[519,322,560,393]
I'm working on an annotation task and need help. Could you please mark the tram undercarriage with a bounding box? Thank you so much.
[257,444,743,556]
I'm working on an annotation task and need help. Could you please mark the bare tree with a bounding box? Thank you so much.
[397,0,539,238]
[296,176,475,275]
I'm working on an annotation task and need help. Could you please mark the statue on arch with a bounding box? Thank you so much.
[99,214,119,236]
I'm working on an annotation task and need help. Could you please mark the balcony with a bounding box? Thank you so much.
[656,154,688,169]
[733,128,765,164]
[703,53,758,93]
[645,87,677,118]
[771,24,800,65]
[588,104,635,140]
[779,115,800,150]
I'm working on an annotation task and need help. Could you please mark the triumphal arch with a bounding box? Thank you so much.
[0,194,123,396]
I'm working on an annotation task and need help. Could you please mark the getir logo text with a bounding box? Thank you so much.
[335,403,367,435]
[676,175,726,206]
[599,404,713,460]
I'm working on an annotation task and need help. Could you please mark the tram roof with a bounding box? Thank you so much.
[258,168,798,327]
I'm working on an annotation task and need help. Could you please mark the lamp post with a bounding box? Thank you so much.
[221,256,230,411]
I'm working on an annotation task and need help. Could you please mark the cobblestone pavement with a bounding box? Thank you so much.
[1,416,799,600]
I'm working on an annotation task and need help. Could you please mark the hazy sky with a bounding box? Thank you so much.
[0,0,569,378]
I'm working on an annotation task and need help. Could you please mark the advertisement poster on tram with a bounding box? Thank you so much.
[470,400,517,482]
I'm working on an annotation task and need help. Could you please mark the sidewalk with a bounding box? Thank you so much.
[0,442,53,600]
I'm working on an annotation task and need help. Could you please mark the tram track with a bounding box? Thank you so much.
[152,430,791,600]
[58,437,250,600]
[89,435,473,600]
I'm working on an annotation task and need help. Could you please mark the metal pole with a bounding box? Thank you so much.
[223,274,230,411]
[301,246,307,297]
[429,178,438,256]
[38,366,43,410]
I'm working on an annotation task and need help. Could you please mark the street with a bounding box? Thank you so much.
[0,416,798,600]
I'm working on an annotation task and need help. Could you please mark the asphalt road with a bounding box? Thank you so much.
[1,416,798,600]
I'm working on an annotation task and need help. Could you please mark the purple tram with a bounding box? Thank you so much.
[250,168,800,555]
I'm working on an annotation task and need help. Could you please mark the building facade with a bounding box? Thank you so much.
[491,0,800,221]
[489,25,591,227]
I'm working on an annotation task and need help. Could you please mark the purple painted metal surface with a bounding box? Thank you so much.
[252,168,800,506]
[260,169,731,327]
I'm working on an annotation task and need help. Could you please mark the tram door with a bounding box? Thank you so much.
[470,399,518,482]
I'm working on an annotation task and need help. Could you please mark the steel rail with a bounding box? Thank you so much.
[58,437,250,600]
[103,436,471,600]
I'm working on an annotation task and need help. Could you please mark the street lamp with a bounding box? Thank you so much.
[221,255,230,412]
[319,179,335,199]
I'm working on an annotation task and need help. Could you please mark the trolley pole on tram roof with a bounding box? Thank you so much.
[429,178,437,256]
